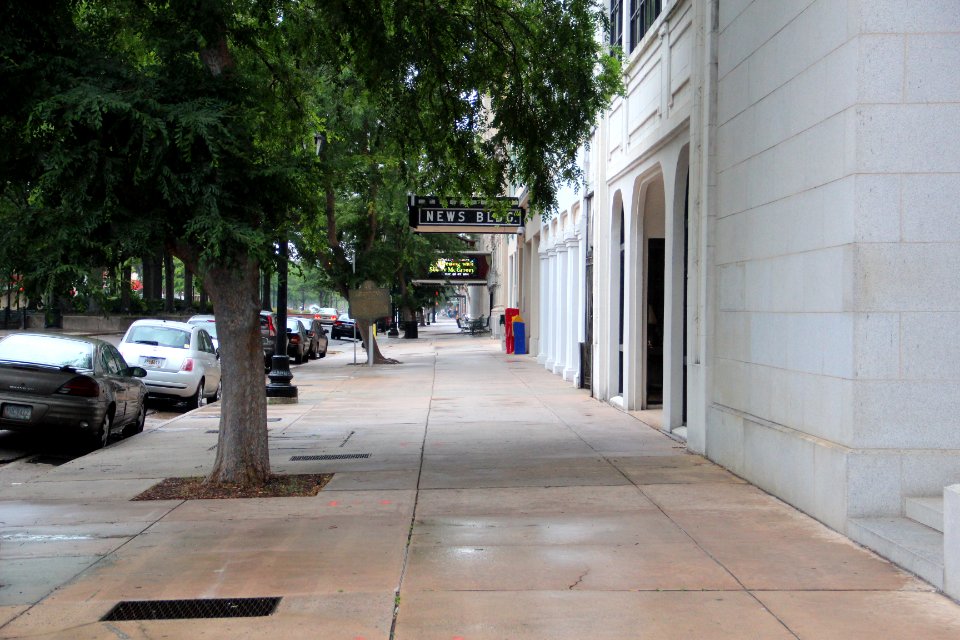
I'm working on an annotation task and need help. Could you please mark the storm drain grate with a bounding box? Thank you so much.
[290,453,371,461]
[101,597,281,621]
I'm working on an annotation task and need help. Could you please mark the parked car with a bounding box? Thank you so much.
[291,316,328,359]
[259,310,277,370]
[330,313,357,340]
[186,314,219,352]
[0,333,148,449]
[118,319,222,410]
[313,307,339,325]
[285,317,309,364]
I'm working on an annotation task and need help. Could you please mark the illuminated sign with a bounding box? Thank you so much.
[414,253,490,285]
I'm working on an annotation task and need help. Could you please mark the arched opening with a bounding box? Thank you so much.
[639,178,666,408]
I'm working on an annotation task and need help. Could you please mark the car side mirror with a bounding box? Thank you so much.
[127,366,148,378]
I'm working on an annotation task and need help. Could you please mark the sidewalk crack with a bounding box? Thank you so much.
[569,570,589,590]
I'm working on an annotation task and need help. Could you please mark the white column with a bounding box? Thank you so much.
[544,248,557,370]
[554,243,568,375]
[468,284,483,319]
[564,237,580,381]
[537,252,549,364]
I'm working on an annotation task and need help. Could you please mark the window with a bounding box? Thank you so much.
[610,0,623,50]
[629,0,661,52]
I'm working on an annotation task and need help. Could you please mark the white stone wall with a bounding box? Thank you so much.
[709,0,960,527]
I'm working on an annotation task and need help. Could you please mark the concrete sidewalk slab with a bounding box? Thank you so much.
[1,321,959,638]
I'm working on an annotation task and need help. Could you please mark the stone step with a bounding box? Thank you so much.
[849,517,944,589]
[905,496,944,533]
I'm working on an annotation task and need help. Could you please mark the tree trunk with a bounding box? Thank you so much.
[202,255,271,485]
[261,269,272,311]
[120,264,131,312]
[355,321,399,364]
[163,252,175,313]
[183,268,194,310]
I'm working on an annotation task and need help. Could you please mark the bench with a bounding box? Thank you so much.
[461,315,490,335]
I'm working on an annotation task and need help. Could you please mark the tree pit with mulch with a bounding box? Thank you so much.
[132,474,333,500]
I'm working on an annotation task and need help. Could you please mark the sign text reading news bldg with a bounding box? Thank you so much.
[408,195,524,234]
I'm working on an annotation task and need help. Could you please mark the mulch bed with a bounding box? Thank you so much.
[132,473,333,500]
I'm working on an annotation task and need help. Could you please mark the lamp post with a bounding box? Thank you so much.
[266,237,297,401]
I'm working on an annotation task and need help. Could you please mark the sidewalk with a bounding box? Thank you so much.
[2,319,960,639]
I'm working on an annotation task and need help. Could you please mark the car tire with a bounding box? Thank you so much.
[124,403,146,437]
[90,413,111,450]
[208,379,222,403]
[188,379,204,411]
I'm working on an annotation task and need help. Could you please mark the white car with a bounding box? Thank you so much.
[187,314,219,353]
[118,319,222,409]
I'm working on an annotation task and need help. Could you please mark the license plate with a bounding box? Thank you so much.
[2,404,32,421]
[142,356,164,368]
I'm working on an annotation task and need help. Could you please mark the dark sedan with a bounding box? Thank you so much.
[330,314,357,340]
[0,333,148,449]
[292,317,328,359]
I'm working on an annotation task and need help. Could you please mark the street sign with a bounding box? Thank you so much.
[408,195,524,234]
[348,281,390,320]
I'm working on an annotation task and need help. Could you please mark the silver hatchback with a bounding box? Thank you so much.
[118,319,222,409]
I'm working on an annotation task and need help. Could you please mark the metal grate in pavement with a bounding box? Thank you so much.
[290,453,371,461]
[101,597,281,621]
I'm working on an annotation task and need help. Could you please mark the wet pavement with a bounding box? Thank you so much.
[1,319,960,638]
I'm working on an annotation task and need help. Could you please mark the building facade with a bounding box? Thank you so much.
[486,0,960,594]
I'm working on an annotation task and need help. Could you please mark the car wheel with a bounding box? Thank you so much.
[187,379,204,411]
[90,413,111,450]
[124,403,146,437]
[208,379,222,403]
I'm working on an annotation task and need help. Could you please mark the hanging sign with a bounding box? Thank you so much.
[409,195,524,234]
[413,253,490,285]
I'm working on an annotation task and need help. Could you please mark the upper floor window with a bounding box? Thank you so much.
[610,0,623,50]
[629,0,662,52]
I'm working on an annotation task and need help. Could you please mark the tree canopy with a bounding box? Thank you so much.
[1,0,620,483]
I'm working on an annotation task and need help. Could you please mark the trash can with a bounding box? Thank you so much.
[513,321,526,355]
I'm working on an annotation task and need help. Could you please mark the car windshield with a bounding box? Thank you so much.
[338,314,353,321]
[126,325,191,349]
[0,334,94,370]
[287,318,304,330]
[320,308,337,315]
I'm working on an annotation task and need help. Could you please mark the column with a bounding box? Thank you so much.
[537,251,549,364]
[553,242,568,375]
[544,248,557,370]
[564,236,580,381]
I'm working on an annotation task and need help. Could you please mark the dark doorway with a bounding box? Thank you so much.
[646,238,664,406]
[580,196,594,391]
[682,173,689,423]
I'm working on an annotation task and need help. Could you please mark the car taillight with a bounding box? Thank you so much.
[57,376,100,397]
[180,358,194,372]
[290,335,300,344]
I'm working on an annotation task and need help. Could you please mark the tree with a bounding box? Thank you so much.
[2,0,619,486]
